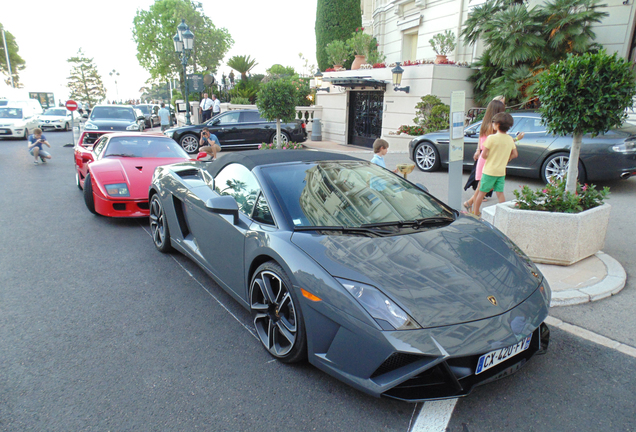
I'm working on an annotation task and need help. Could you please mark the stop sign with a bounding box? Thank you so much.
[66,100,78,111]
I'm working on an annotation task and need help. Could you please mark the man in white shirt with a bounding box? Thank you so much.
[211,94,221,116]
[200,93,213,122]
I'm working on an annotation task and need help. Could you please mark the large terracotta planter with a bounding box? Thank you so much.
[351,55,366,70]
[482,201,611,266]
[434,55,448,64]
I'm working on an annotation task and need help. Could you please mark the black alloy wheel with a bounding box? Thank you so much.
[414,141,441,172]
[83,174,97,214]
[22,128,28,140]
[65,122,70,131]
[75,171,82,190]
[149,194,173,253]
[250,262,307,363]
[179,133,200,154]
[541,152,587,184]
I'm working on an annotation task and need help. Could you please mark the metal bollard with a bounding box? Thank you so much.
[311,119,322,141]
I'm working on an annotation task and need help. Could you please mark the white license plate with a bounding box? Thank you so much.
[0,129,10,135]
[476,335,532,375]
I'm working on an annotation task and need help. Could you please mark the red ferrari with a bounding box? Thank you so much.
[74,133,191,217]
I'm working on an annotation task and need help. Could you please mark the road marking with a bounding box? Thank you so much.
[410,399,458,432]
[139,224,258,340]
[545,316,636,358]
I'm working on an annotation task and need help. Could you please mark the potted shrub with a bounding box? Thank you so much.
[346,28,374,70]
[429,30,456,64]
[483,50,636,265]
[325,40,350,70]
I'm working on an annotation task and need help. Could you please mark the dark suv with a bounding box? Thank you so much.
[163,109,307,154]
[80,105,145,145]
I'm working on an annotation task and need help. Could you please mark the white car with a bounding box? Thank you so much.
[38,107,82,131]
[0,106,38,139]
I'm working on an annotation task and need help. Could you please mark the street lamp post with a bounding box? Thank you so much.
[173,19,194,125]
[109,69,120,101]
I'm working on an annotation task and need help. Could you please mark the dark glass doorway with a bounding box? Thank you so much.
[347,91,384,147]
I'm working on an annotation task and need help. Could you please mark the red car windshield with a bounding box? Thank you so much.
[103,137,189,158]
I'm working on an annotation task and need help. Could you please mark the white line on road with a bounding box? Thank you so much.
[410,399,458,432]
[139,224,258,340]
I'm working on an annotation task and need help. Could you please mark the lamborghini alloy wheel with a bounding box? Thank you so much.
[250,262,306,363]
[149,194,172,253]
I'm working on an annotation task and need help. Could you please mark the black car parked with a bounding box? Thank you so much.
[134,104,161,128]
[164,109,307,154]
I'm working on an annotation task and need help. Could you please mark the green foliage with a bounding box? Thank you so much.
[0,23,26,87]
[230,96,251,105]
[397,125,426,136]
[259,142,303,150]
[346,29,374,56]
[66,49,106,107]
[256,78,298,123]
[429,30,456,56]
[537,50,636,137]
[366,45,386,66]
[267,64,296,77]
[463,0,608,105]
[140,80,171,101]
[227,55,258,81]
[325,40,350,66]
[513,177,609,213]
[413,95,450,132]
[229,77,260,103]
[315,0,362,71]
[132,0,233,89]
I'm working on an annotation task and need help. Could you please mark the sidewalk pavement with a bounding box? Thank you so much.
[301,139,628,309]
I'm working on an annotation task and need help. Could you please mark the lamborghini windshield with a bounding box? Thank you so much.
[260,161,453,228]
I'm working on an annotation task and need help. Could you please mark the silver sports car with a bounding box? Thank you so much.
[148,150,551,401]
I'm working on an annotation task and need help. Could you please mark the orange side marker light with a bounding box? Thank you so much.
[301,288,322,302]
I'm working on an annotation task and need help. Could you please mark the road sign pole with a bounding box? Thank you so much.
[448,91,466,210]
[66,100,79,146]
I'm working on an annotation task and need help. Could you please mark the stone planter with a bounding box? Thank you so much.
[351,55,366,70]
[482,201,611,266]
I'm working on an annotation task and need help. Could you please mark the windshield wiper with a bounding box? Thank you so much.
[104,153,136,158]
[362,216,455,230]
[294,225,394,236]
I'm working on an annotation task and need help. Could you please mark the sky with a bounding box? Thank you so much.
[1,0,318,103]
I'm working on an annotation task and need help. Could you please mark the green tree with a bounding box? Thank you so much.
[227,55,258,81]
[139,80,171,101]
[537,50,636,192]
[0,23,26,88]
[66,49,106,107]
[132,0,233,96]
[315,0,361,71]
[463,0,607,106]
[256,78,298,147]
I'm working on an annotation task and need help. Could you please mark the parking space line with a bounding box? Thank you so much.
[139,224,258,340]
[410,399,458,432]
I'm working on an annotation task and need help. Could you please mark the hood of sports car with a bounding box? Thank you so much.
[91,157,188,198]
[291,217,542,329]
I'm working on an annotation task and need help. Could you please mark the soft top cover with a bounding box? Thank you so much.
[202,149,364,177]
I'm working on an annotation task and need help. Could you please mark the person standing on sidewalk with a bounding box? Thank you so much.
[200,93,213,122]
[158,103,171,132]
[211,94,221,117]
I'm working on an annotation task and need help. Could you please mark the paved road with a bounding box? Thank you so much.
[0,133,634,431]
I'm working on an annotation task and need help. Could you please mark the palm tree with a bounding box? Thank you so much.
[227,55,258,81]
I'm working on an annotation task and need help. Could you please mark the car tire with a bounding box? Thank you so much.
[22,128,28,140]
[541,152,587,184]
[65,122,70,131]
[271,131,291,146]
[180,133,200,154]
[83,174,98,215]
[149,194,173,253]
[76,172,83,190]
[250,261,307,364]
[414,141,441,172]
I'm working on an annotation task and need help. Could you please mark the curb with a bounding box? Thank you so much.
[549,252,627,307]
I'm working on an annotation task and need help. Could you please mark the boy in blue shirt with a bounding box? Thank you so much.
[28,128,52,164]
[370,139,397,172]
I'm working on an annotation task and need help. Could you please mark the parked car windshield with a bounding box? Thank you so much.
[134,105,151,114]
[0,107,23,119]
[260,161,452,228]
[42,108,67,116]
[103,137,189,158]
[90,107,135,121]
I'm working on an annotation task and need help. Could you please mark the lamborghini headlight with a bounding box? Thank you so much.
[105,183,130,197]
[336,278,421,331]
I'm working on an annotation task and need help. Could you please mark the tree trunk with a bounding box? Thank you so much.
[566,131,583,193]
[276,119,282,148]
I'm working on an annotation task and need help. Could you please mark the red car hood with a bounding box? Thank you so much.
[90,157,188,199]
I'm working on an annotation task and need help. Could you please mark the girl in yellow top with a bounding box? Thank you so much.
[472,112,518,216]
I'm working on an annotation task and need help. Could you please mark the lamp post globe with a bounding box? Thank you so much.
[175,19,195,125]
